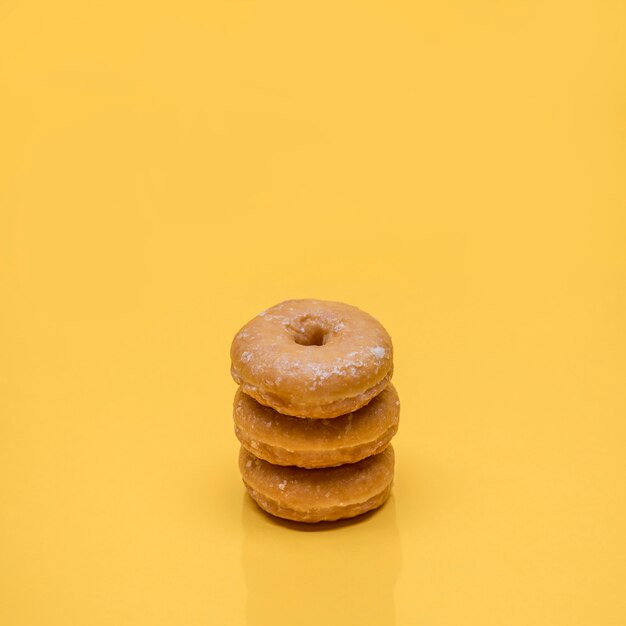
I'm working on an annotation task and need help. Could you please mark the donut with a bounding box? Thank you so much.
[233,383,400,468]
[230,299,393,418]
[239,445,395,523]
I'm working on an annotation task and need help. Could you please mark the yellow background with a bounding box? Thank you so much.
[1,1,625,624]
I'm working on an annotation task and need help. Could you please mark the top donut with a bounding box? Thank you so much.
[230,299,393,418]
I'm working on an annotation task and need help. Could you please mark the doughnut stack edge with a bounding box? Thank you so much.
[230,299,399,524]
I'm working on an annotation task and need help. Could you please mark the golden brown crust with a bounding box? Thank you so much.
[239,445,395,523]
[234,383,400,468]
[230,299,393,418]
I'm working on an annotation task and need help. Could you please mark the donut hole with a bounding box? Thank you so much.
[294,327,326,346]
[291,317,328,346]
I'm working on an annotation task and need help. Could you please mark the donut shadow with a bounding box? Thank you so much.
[241,490,402,626]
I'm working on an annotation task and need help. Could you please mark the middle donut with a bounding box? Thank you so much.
[233,383,400,468]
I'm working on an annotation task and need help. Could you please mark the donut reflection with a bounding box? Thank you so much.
[241,491,402,626]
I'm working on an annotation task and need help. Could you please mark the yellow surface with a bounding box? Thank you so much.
[1,1,626,624]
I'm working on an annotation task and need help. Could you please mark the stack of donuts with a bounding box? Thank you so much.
[230,299,399,523]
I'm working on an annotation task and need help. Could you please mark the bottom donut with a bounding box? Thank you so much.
[239,445,394,523]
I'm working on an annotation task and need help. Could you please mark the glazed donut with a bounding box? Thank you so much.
[233,383,400,468]
[239,445,395,523]
[230,299,393,418]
